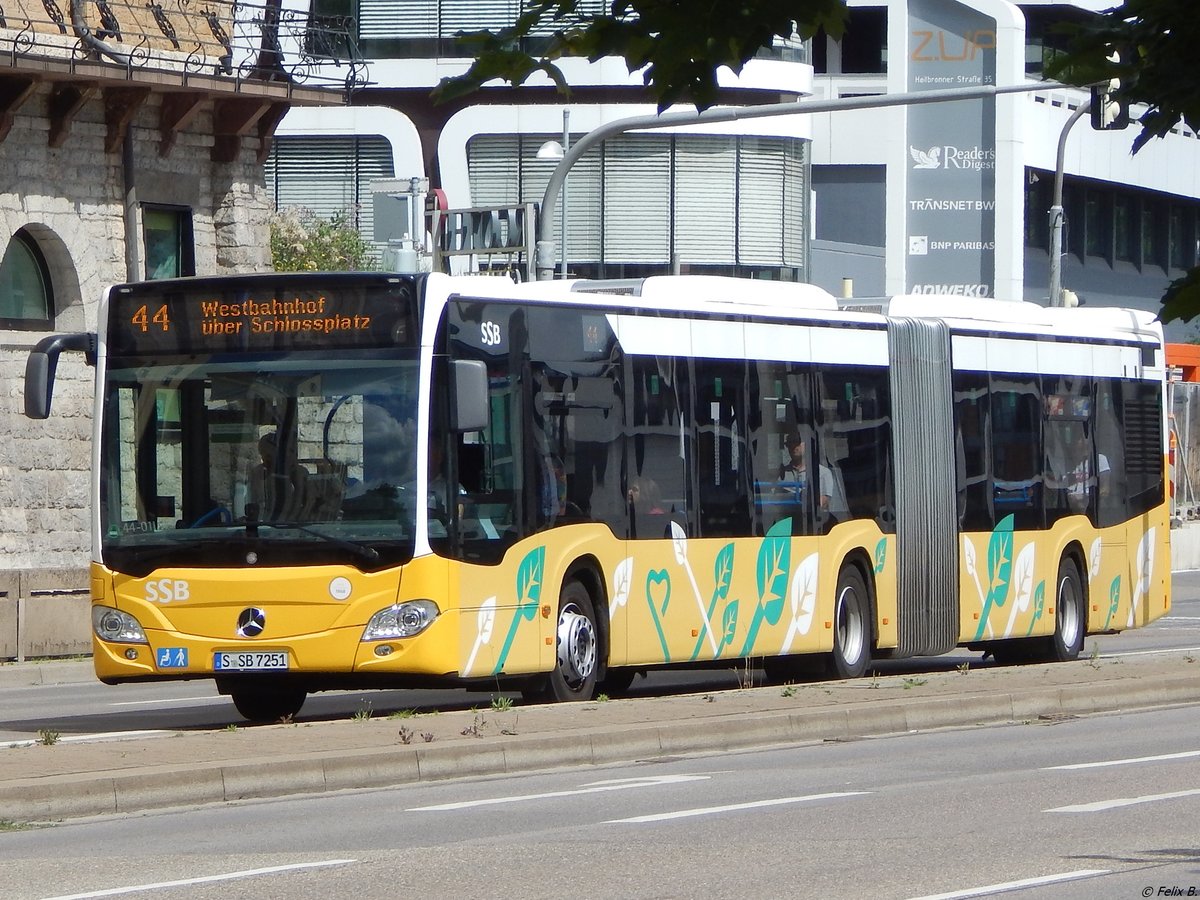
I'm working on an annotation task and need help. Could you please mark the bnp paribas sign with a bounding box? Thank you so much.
[886,0,1025,300]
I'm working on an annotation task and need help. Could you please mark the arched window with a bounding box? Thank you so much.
[0,229,53,329]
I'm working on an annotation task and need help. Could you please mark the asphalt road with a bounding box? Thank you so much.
[1,702,1197,899]
[2,572,1198,745]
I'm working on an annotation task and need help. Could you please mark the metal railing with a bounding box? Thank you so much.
[1,0,368,95]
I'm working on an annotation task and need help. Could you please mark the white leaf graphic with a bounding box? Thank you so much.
[610,557,634,619]
[463,596,497,677]
[963,536,991,638]
[1089,538,1102,580]
[781,553,819,654]
[1129,527,1156,628]
[670,520,688,564]
[668,520,717,654]
[1002,543,1036,638]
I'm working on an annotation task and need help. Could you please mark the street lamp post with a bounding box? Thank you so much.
[534,81,1066,282]
[1048,98,1090,307]
[535,110,570,278]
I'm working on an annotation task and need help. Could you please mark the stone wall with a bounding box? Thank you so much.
[1,85,273,574]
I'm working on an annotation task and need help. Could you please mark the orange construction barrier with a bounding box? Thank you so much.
[1167,343,1200,382]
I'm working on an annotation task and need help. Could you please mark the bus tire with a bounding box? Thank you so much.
[597,667,638,696]
[1044,556,1085,662]
[228,684,307,722]
[826,564,871,680]
[547,578,599,702]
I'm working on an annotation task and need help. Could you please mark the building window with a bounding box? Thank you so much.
[143,206,195,280]
[1050,173,1199,274]
[812,8,886,75]
[1084,190,1112,262]
[1142,199,1168,272]
[468,132,808,279]
[265,135,396,250]
[1170,205,1196,271]
[1023,170,1051,251]
[0,229,53,329]
[1114,194,1137,263]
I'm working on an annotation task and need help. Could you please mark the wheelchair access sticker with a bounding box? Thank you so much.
[156,647,189,669]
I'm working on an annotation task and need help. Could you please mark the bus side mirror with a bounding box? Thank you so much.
[450,359,489,432]
[24,332,95,419]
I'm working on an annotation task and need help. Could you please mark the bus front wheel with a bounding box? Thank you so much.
[545,579,599,702]
[827,565,871,680]
[227,684,307,722]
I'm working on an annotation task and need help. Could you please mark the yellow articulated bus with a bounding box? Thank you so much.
[24,272,1169,721]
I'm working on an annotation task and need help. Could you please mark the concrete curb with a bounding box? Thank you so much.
[3,668,1198,823]
[0,660,95,689]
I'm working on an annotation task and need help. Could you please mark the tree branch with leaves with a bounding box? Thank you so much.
[1049,0,1200,323]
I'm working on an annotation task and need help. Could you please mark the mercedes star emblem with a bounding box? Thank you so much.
[236,607,266,638]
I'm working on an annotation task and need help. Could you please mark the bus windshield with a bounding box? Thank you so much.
[99,352,423,575]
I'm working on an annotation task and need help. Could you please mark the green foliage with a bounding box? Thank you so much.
[1050,1,1200,322]
[270,208,377,273]
[1048,0,1200,155]
[432,0,848,112]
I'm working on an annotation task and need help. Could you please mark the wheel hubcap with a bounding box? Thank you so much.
[556,603,596,689]
[836,585,864,665]
[1058,575,1081,647]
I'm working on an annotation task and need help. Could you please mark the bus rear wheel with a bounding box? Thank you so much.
[227,684,307,722]
[826,565,871,679]
[1043,557,1085,662]
[597,667,638,696]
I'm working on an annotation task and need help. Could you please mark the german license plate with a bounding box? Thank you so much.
[213,651,289,671]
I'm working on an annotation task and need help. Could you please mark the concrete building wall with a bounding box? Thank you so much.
[1,86,274,581]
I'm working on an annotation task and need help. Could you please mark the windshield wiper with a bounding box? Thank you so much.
[250,521,381,562]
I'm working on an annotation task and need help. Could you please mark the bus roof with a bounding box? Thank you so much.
[847,294,1162,343]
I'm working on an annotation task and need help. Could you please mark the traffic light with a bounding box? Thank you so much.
[1091,82,1130,130]
[1090,51,1130,131]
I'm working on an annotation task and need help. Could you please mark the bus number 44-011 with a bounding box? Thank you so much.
[131,304,171,332]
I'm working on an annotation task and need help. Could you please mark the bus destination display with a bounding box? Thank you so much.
[108,281,415,355]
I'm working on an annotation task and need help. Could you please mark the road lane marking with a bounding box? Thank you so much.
[39,859,357,899]
[1047,787,1200,813]
[1044,749,1200,770]
[905,869,1110,899]
[1101,646,1200,658]
[604,791,869,823]
[108,696,225,707]
[1,730,171,750]
[408,774,710,811]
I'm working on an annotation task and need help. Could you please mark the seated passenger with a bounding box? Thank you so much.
[778,438,834,513]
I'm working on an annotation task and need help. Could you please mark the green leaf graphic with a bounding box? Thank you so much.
[492,545,546,674]
[741,518,792,657]
[973,514,1014,641]
[647,568,671,616]
[1104,574,1121,629]
[720,600,739,649]
[756,519,792,619]
[874,538,887,574]
[645,569,672,661]
[516,546,545,611]
[1024,581,1046,637]
[691,543,735,661]
[713,544,734,602]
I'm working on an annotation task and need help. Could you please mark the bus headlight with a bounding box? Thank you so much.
[92,606,148,644]
[362,600,440,641]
